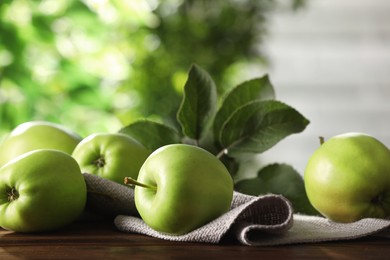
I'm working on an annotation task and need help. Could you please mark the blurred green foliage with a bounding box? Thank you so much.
[0,0,304,138]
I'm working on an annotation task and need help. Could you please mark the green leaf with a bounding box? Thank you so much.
[119,120,181,151]
[235,163,319,215]
[177,64,217,142]
[214,75,275,139]
[219,100,309,157]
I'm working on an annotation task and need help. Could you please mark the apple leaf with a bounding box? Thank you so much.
[218,100,309,157]
[213,75,275,140]
[235,163,319,215]
[177,64,217,142]
[119,120,181,151]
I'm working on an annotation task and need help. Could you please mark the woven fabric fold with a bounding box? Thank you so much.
[114,193,293,244]
[278,215,390,245]
[83,173,138,217]
[82,173,390,246]
[83,173,294,244]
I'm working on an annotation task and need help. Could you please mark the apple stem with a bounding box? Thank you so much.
[216,148,228,159]
[319,136,325,145]
[124,177,157,191]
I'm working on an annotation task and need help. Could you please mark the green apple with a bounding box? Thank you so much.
[0,121,82,167]
[72,133,151,184]
[125,144,234,235]
[304,132,390,222]
[0,149,87,232]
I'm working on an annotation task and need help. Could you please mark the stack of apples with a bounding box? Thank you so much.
[0,121,233,235]
[1,120,390,235]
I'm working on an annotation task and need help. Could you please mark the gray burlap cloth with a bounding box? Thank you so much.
[83,173,390,246]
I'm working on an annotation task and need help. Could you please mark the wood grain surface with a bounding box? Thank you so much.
[1,217,389,259]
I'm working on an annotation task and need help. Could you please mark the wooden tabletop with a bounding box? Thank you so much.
[1,217,390,259]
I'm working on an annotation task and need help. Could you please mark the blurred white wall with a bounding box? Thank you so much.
[257,0,390,175]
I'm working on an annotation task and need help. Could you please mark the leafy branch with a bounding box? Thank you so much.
[119,64,316,215]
